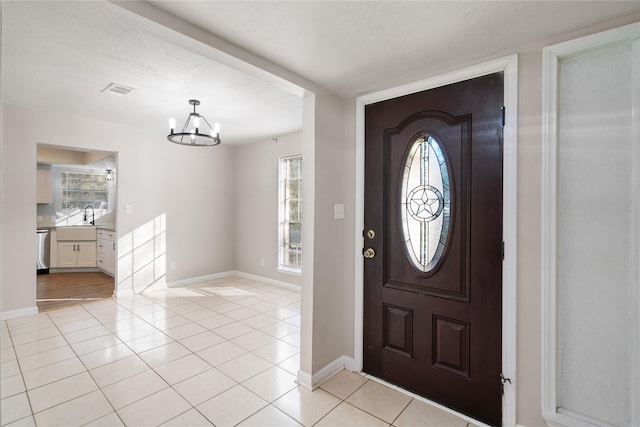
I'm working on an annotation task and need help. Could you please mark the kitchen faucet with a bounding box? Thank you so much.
[84,206,95,225]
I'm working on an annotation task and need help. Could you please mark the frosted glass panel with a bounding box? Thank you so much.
[400,135,451,272]
[556,42,636,426]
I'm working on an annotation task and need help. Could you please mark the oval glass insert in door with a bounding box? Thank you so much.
[400,135,451,272]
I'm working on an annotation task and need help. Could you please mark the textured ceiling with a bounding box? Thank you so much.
[2,1,639,145]
[149,1,640,97]
[1,1,303,145]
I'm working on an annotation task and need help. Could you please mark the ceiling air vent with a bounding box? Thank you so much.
[101,83,134,96]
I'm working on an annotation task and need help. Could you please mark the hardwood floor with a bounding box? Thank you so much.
[37,272,115,312]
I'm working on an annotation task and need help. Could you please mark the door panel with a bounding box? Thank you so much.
[363,73,503,426]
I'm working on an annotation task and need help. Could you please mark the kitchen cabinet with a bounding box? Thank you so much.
[37,167,51,204]
[57,242,96,268]
[97,229,116,276]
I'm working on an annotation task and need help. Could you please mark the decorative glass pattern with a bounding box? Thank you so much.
[400,135,451,272]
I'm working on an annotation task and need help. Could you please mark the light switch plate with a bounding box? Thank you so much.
[125,204,132,214]
[334,204,345,219]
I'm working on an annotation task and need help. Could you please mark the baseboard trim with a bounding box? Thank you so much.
[232,271,300,292]
[1,306,39,320]
[301,355,356,390]
[166,271,235,288]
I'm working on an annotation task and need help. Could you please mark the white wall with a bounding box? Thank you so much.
[0,104,235,313]
[234,132,302,286]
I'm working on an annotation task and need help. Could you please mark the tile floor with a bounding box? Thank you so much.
[1,276,475,426]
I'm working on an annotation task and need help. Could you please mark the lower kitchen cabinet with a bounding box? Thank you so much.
[57,242,96,268]
[97,229,116,276]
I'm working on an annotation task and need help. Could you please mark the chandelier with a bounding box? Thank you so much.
[167,99,221,146]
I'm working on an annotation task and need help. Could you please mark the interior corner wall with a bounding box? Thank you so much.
[0,104,235,314]
[309,93,348,376]
[233,131,303,286]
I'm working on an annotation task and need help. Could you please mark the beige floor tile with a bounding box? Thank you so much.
[231,330,277,351]
[182,308,218,322]
[346,381,412,424]
[117,387,192,426]
[264,307,299,321]
[33,390,113,426]
[317,401,390,427]
[260,321,298,338]
[281,330,300,348]
[196,313,235,329]
[242,366,298,402]
[79,342,135,370]
[250,301,279,313]
[241,313,280,329]
[178,330,226,352]
[46,305,88,319]
[197,341,248,366]
[11,327,60,347]
[6,318,53,336]
[62,324,112,344]
[83,412,124,427]
[15,345,76,373]
[150,314,192,331]
[164,322,207,340]
[3,414,36,427]
[1,374,25,399]
[1,392,32,425]
[273,386,341,426]
[226,307,260,321]
[124,331,173,353]
[278,353,300,375]
[197,384,267,427]
[1,359,20,379]
[138,341,191,367]
[1,347,16,362]
[214,322,254,340]
[393,399,468,427]
[237,404,302,426]
[70,334,121,355]
[103,316,149,333]
[56,317,101,334]
[217,352,273,383]
[320,370,368,400]
[13,335,67,359]
[22,357,86,390]
[114,322,158,341]
[89,355,148,387]
[27,372,97,413]
[252,340,299,364]
[173,368,237,405]
[160,409,212,426]
[210,301,242,314]
[154,353,211,385]
[101,369,168,409]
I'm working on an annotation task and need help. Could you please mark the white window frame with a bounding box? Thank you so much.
[278,154,302,276]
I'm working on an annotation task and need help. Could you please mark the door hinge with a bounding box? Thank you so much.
[500,373,512,395]
[501,106,506,127]
[501,241,505,261]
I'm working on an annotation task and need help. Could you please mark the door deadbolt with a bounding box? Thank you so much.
[366,229,376,239]
[363,248,376,259]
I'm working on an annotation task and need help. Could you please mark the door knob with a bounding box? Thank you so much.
[363,248,376,259]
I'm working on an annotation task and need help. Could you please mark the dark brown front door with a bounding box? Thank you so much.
[363,73,504,426]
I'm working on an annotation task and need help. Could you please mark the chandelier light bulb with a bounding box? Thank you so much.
[167,99,221,146]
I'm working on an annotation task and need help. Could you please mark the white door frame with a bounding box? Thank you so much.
[541,22,640,427]
[353,54,518,427]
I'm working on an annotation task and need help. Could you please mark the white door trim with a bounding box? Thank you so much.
[354,54,518,427]
[541,22,640,427]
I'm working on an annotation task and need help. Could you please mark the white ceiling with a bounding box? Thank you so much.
[2,1,639,145]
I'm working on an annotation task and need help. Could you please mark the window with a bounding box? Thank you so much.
[279,155,302,273]
[61,171,108,210]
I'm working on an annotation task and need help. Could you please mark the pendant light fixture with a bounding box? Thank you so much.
[167,99,221,146]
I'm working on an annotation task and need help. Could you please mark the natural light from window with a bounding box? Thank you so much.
[278,155,302,274]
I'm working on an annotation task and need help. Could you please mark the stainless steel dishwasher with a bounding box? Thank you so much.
[36,228,50,274]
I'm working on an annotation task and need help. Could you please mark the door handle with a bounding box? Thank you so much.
[363,248,376,259]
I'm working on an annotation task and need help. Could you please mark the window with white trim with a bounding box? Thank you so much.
[278,155,302,273]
